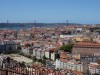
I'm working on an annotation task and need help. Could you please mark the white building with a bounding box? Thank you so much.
[55,59,88,73]
[22,47,30,55]
[22,44,56,60]
[0,54,6,67]
[89,63,100,75]
[60,34,83,38]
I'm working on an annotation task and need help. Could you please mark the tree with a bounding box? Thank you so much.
[26,55,31,58]
[93,73,99,75]
[42,55,47,60]
[60,44,73,53]
[17,45,22,50]
[37,59,42,62]
[20,61,26,68]
[7,57,10,63]
[25,43,31,47]
[42,55,46,65]
[42,60,46,65]
[55,53,60,59]
[19,52,24,56]
[67,31,71,34]
[32,56,37,62]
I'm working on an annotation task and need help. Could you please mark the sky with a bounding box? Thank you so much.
[0,0,100,24]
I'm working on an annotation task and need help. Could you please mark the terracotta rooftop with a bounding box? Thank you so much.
[72,70,84,75]
[74,42,100,47]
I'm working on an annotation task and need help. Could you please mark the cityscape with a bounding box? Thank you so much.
[0,0,100,75]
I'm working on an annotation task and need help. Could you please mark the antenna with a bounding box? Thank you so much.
[66,20,68,26]
[7,20,9,23]
[34,20,37,24]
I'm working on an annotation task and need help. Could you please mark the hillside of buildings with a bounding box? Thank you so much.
[0,25,100,75]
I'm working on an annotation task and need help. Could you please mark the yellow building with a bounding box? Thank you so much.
[75,36,92,42]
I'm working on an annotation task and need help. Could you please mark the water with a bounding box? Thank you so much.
[0,26,33,30]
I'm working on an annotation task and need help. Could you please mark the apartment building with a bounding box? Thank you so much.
[89,63,100,75]
[55,59,88,73]
[0,40,17,51]
[72,42,100,56]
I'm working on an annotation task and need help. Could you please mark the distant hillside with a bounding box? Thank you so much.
[0,23,82,28]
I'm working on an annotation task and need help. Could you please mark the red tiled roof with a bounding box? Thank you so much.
[72,70,84,75]
[74,42,100,47]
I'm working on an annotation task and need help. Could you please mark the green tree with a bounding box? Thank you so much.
[37,59,42,62]
[26,55,31,58]
[42,55,47,60]
[25,43,31,47]
[32,56,37,62]
[60,44,73,53]
[93,73,99,75]
[42,55,46,65]
[17,45,22,50]
[42,60,46,65]
[7,57,10,63]
[19,52,24,56]
[20,61,26,68]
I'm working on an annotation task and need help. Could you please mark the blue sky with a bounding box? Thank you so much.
[0,0,100,24]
